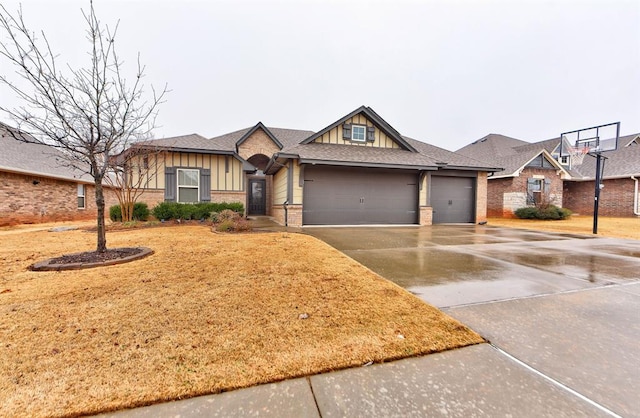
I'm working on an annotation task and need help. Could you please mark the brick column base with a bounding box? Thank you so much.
[420,206,433,226]
[272,204,303,227]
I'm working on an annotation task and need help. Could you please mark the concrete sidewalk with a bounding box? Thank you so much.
[102,343,610,417]
[102,225,639,417]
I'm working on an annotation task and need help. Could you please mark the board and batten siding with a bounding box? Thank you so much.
[134,152,244,192]
[312,114,400,149]
[273,164,288,204]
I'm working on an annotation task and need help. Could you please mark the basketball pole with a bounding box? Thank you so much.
[592,153,604,234]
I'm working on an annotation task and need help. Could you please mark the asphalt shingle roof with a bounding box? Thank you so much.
[457,132,640,180]
[568,134,640,180]
[142,122,495,171]
[0,122,91,182]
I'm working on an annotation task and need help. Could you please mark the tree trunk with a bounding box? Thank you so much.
[95,179,107,253]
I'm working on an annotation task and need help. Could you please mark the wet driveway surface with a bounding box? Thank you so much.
[305,225,640,417]
[305,225,640,307]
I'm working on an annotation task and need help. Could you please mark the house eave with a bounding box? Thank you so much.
[0,165,97,185]
[298,158,437,171]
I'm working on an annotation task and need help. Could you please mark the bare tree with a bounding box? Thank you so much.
[105,144,163,222]
[0,1,166,252]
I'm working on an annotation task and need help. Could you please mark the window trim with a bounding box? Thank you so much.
[351,124,367,142]
[176,168,200,203]
[77,184,86,209]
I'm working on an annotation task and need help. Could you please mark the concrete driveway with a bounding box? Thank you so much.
[305,225,640,417]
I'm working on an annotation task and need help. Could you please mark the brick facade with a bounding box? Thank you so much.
[0,171,118,226]
[419,206,433,226]
[237,130,280,161]
[488,167,564,217]
[272,204,303,227]
[563,178,639,217]
[475,172,488,223]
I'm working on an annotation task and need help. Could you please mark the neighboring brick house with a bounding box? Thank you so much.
[457,132,640,218]
[0,122,118,226]
[132,106,497,227]
[457,134,570,217]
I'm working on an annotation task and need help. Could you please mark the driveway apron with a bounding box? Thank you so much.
[305,225,640,417]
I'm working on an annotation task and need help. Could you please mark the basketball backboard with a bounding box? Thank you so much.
[558,121,621,234]
[559,122,620,158]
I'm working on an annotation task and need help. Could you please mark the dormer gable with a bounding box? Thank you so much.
[300,106,418,152]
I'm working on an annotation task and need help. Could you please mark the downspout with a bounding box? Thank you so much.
[632,176,640,216]
[283,200,289,226]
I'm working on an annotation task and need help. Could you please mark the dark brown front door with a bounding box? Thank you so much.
[248,178,266,215]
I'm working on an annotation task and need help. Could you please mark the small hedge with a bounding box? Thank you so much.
[514,205,572,220]
[151,202,244,221]
[109,203,150,222]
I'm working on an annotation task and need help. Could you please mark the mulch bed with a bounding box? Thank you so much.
[48,247,144,265]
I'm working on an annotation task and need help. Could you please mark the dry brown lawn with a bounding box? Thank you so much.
[0,225,482,417]
[488,215,640,240]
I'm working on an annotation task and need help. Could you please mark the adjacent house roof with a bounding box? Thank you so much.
[140,106,498,174]
[457,132,640,181]
[0,122,92,183]
[568,134,640,180]
[457,133,567,178]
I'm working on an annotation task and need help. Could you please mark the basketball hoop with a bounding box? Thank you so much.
[568,146,590,165]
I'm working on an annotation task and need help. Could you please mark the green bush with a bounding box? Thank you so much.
[151,202,244,221]
[514,205,572,220]
[109,202,150,222]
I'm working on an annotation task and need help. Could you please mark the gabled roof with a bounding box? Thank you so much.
[300,106,418,152]
[459,131,640,180]
[0,122,92,183]
[138,108,499,174]
[235,122,283,151]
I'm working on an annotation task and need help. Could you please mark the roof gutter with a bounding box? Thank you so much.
[632,176,640,216]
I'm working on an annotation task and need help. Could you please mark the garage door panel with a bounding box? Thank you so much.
[303,166,418,225]
[431,176,475,224]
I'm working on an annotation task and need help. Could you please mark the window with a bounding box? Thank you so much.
[351,125,366,142]
[77,184,85,209]
[177,168,199,203]
[560,155,569,165]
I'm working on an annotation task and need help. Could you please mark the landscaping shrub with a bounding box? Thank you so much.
[109,203,150,222]
[151,202,244,221]
[514,205,572,220]
[211,209,252,232]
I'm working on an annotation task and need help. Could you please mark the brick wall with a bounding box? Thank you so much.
[488,168,564,217]
[272,204,303,227]
[564,178,638,217]
[475,172,488,223]
[237,130,280,160]
[419,206,433,225]
[0,171,118,226]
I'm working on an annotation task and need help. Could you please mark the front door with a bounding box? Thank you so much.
[248,178,266,215]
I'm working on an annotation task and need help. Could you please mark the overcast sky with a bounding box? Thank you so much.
[1,0,638,151]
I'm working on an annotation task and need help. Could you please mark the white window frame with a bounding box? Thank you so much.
[560,155,570,165]
[351,125,366,142]
[177,168,200,203]
[77,184,86,209]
